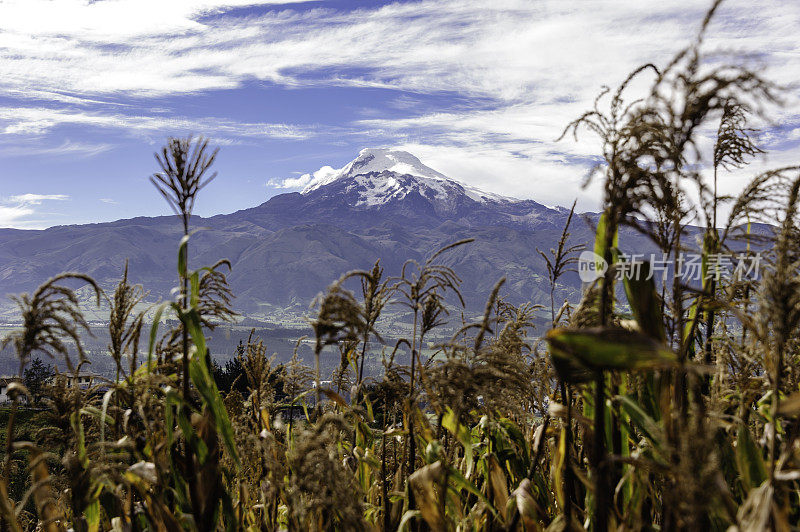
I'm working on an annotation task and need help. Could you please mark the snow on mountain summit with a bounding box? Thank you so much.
[299,148,516,207]
[301,148,447,193]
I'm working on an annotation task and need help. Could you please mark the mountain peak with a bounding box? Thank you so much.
[295,147,521,211]
[346,148,448,181]
[301,148,447,194]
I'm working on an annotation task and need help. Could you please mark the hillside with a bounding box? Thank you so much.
[1,149,663,319]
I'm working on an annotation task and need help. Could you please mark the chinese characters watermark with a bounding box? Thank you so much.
[578,250,762,284]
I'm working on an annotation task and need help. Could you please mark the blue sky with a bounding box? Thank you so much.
[1,0,799,228]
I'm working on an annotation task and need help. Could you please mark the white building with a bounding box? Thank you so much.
[0,376,25,403]
[61,371,101,389]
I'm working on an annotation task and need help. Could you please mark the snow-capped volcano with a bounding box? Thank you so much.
[0,147,599,321]
[300,148,514,208]
[302,148,448,192]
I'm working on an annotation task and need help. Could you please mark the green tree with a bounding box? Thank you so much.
[22,358,54,404]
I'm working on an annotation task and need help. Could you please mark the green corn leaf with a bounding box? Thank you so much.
[546,326,677,382]
[493,418,530,480]
[164,388,192,507]
[70,411,89,468]
[178,234,190,278]
[81,405,114,427]
[446,464,498,518]
[181,307,241,470]
[622,259,666,342]
[364,395,375,423]
[84,499,100,532]
[682,295,702,357]
[736,425,766,491]
[174,404,208,464]
[617,395,665,453]
[442,407,474,477]
[164,388,177,445]
[147,301,171,370]
[594,212,619,266]
[189,270,200,307]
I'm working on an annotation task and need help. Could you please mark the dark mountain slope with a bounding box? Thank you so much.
[0,148,665,317]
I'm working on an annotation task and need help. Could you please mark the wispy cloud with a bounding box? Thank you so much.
[2,0,797,100]
[0,106,314,140]
[1,0,799,212]
[268,165,338,189]
[8,194,69,204]
[0,194,69,229]
[0,140,113,158]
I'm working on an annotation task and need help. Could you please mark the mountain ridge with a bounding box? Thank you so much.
[0,148,638,319]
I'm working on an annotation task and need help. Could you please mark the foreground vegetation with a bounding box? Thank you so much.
[2,3,800,530]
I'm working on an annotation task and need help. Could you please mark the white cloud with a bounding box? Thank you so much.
[2,0,797,101]
[0,194,69,228]
[0,140,112,158]
[1,0,799,211]
[269,165,338,189]
[0,0,311,39]
[392,142,602,212]
[0,106,314,140]
[8,194,69,204]
[0,204,36,227]
[99,198,118,204]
